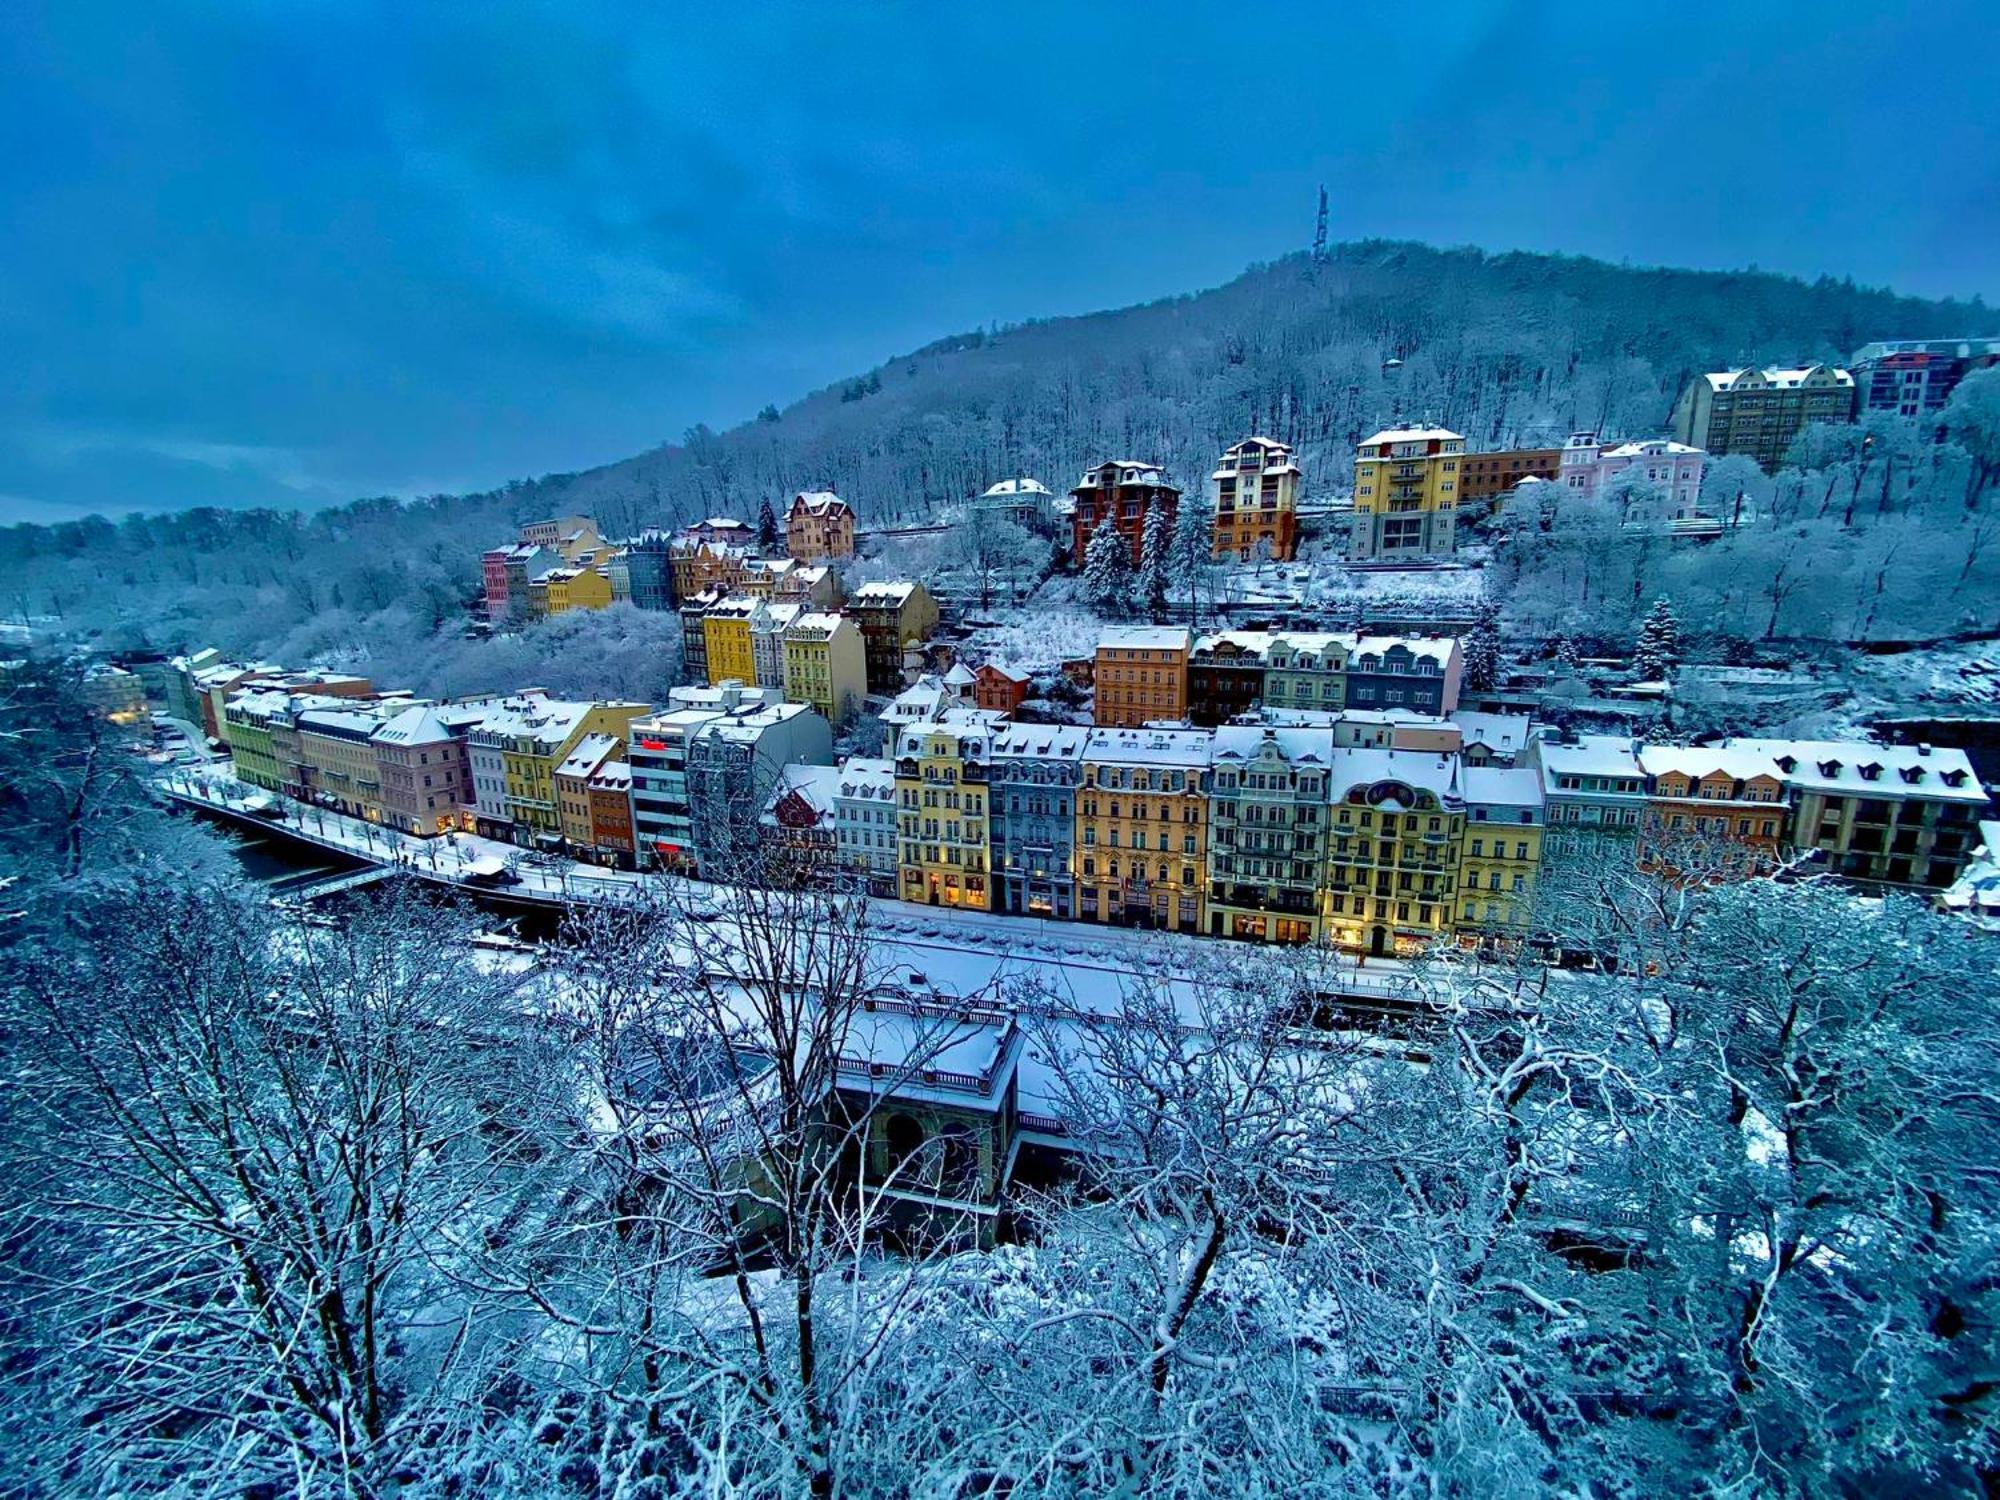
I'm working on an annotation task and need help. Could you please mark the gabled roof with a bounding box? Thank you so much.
[1638,746,1785,784]
[1208,724,1338,766]
[790,490,849,516]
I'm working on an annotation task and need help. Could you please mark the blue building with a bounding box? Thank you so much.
[1341,635,1462,717]
[989,723,1089,919]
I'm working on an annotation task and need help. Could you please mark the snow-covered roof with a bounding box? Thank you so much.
[1638,746,1785,785]
[944,662,978,686]
[981,477,1051,497]
[1331,748,1462,803]
[991,723,1090,761]
[1704,366,1853,390]
[1359,427,1464,447]
[1349,634,1457,665]
[1191,631,1275,661]
[556,733,621,781]
[1081,726,1211,768]
[978,661,1031,683]
[1463,766,1544,810]
[1450,710,1533,754]
[1533,734,1645,782]
[589,760,632,791]
[1602,439,1704,459]
[1097,626,1192,652]
[1074,461,1174,488]
[372,703,458,746]
[850,580,920,606]
[1208,723,1338,766]
[766,763,841,819]
[784,612,850,637]
[835,757,897,800]
[1723,738,1986,802]
[791,490,849,515]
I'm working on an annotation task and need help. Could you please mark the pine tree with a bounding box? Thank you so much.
[1462,600,1502,692]
[757,498,779,550]
[1139,506,1171,621]
[1556,634,1582,672]
[1171,499,1212,629]
[1083,520,1133,618]
[1633,597,1681,681]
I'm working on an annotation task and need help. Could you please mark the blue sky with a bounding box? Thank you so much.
[3,1,1995,524]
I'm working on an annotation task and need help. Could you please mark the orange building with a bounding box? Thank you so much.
[1210,437,1300,560]
[1093,627,1192,728]
[973,663,1032,716]
[1637,747,1789,880]
[787,491,856,562]
[1455,447,1562,508]
[1069,460,1180,567]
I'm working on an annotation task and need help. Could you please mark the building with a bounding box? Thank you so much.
[895,716,998,910]
[679,516,755,548]
[702,595,761,687]
[834,756,900,894]
[519,514,600,554]
[1093,626,1192,728]
[1077,726,1209,932]
[781,613,867,725]
[1725,738,1988,889]
[787,491,856,562]
[1523,733,1648,831]
[973,662,1032,716]
[1261,633,1350,713]
[1324,750,1467,957]
[1849,338,2000,419]
[371,701,498,836]
[760,763,842,878]
[1559,434,1708,518]
[1186,633,1270,727]
[1350,427,1466,560]
[1450,710,1534,766]
[1210,437,1300,561]
[773,562,842,609]
[989,722,1089,919]
[538,565,614,616]
[1205,724,1337,943]
[1455,446,1562,509]
[848,580,940,694]
[554,733,624,858]
[678,588,723,684]
[1068,460,1180,567]
[1637,746,1788,879]
[670,540,754,601]
[462,693,550,840]
[586,760,637,867]
[748,598,805,690]
[627,692,833,874]
[1671,366,1855,471]
[293,702,409,823]
[973,477,1055,530]
[620,531,676,610]
[1343,636,1462,716]
[464,699,651,847]
[1457,767,1545,938]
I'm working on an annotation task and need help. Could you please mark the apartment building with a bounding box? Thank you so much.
[782,613,868,725]
[1187,633,1270,726]
[1077,726,1209,932]
[1324,750,1466,957]
[973,663,1032,716]
[463,693,550,839]
[702,595,761,687]
[1211,437,1300,561]
[787,491,856,562]
[895,715,998,910]
[749,598,805,690]
[1523,733,1648,830]
[467,699,650,845]
[1450,710,1534,766]
[536,565,614,616]
[1456,446,1562,508]
[518,514,601,554]
[1343,636,1462,715]
[1093,626,1192,727]
[619,530,675,611]
[294,703,408,823]
[990,722,1089,919]
[848,580,940,693]
[1350,427,1465,560]
[1637,746,1788,879]
[501,545,562,620]
[586,760,637,867]
[1262,633,1350,712]
[1559,433,1708,518]
[1671,366,1855,470]
[834,756,900,894]
[974,477,1055,530]
[1457,767,1545,937]
[679,588,723,684]
[371,700,497,836]
[1849,338,2000,419]
[670,540,754,601]
[1205,724,1337,943]
[554,733,624,858]
[1726,738,1988,889]
[1069,460,1180,567]
[760,764,842,876]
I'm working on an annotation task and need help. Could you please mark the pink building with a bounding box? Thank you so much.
[1559,434,1708,519]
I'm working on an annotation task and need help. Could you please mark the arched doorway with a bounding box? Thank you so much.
[1370,924,1389,957]
[884,1113,926,1178]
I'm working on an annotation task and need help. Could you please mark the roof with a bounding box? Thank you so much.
[1191,631,1275,661]
[977,661,1031,683]
[588,760,632,791]
[1208,723,1338,766]
[1074,461,1176,488]
[1098,626,1192,652]
[1081,726,1212,768]
[835,756,897,799]
[1723,738,1986,802]
[1638,746,1785,784]
[556,733,621,781]
[767,763,841,818]
[1349,634,1457,665]
[1360,427,1465,446]
[1851,337,2000,363]
[1331,748,1463,802]
[791,490,849,515]
[372,704,458,746]
[1602,439,1705,459]
[1463,766,1544,810]
[784,612,851,638]
[943,662,977,686]
[991,723,1090,760]
[1534,734,1645,781]
[850,580,920,606]
[1703,366,1854,390]
[1450,710,1533,754]
[981,477,1051,497]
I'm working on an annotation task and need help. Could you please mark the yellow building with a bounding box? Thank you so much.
[1211,436,1301,561]
[543,566,614,615]
[895,715,996,909]
[782,613,868,725]
[703,595,761,687]
[1323,749,1467,957]
[1455,766,1545,940]
[1077,726,1210,932]
[495,699,652,838]
[1350,427,1465,561]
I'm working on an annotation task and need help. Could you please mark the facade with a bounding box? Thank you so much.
[1262,633,1350,713]
[540,566,614,616]
[554,733,623,857]
[973,663,1032,716]
[849,580,941,694]
[786,491,856,562]
[774,562,842,609]
[1849,338,2000,419]
[372,701,493,836]
[467,699,651,846]
[834,756,900,893]
[1671,366,1856,470]
[702,595,761,687]
[1324,750,1466,957]
[748,598,804,690]
[1343,636,1462,715]
[895,716,997,910]
[974,477,1055,530]
[1350,427,1466,560]
[1637,747,1788,879]
[1456,447,1562,509]
[1093,626,1192,728]
[1726,738,1988,889]
[1210,437,1300,561]
[990,722,1088,919]
[1457,767,1545,937]
[781,613,868,725]
[1559,434,1708,517]
[501,545,562,620]
[518,514,599,553]
[1524,733,1649,830]
[585,760,637,866]
[1077,726,1209,931]
[679,589,723,684]
[622,530,676,610]
[670,540,753,601]
[760,763,842,877]
[1187,632,1270,727]
[1205,725,1336,944]
[294,703,405,823]
[1068,460,1180,567]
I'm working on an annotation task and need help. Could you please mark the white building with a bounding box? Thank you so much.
[833,756,900,893]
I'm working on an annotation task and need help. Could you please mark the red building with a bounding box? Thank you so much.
[481,549,512,621]
[974,663,1031,716]
[1069,460,1180,567]
[586,761,637,867]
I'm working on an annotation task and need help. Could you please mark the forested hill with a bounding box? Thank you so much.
[0,239,1986,662]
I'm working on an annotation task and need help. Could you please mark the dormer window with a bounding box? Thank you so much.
[1899,766,1925,784]
[1859,763,1882,782]
[1943,769,1969,787]
[1818,760,1842,778]
[1775,755,1797,774]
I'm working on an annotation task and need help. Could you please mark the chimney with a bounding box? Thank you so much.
[1918,743,1932,757]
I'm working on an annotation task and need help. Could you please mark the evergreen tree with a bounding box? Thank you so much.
[1139,505,1171,621]
[1633,597,1681,680]
[1083,520,1132,618]
[1171,498,1212,629]
[1556,634,1582,672]
[1462,600,1502,692]
[757,498,779,550]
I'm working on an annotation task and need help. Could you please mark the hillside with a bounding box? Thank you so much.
[0,239,1987,680]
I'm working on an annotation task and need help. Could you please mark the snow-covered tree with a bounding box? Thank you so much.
[1082,517,1132,617]
[1632,595,1680,680]
[1941,364,2000,506]
[757,496,780,549]
[1170,495,1215,629]
[935,506,1043,610]
[1138,504,1171,621]
[1461,599,1502,691]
